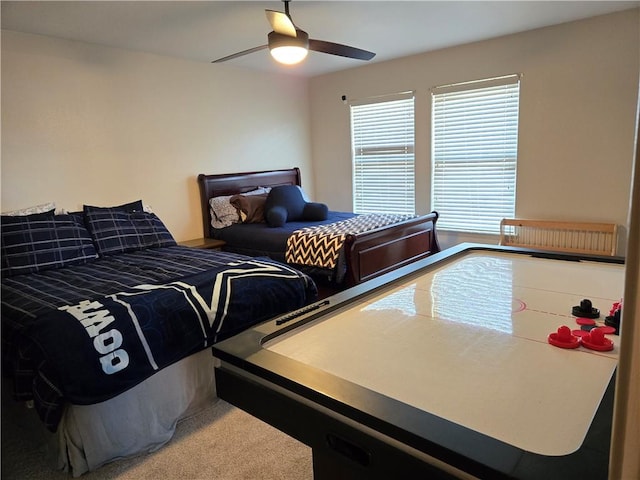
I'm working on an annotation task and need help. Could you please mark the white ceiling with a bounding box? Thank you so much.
[2,1,638,77]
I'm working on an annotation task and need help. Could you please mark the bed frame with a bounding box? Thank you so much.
[197,167,441,287]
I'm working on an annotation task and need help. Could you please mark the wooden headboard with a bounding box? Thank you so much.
[197,167,302,238]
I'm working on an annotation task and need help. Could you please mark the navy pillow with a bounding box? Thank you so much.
[303,202,329,221]
[1,211,98,276]
[84,209,176,256]
[265,206,288,228]
[264,185,329,227]
[84,200,144,213]
[265,186,306,226]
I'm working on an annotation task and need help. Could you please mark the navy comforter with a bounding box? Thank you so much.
[211,211,357,282]
[1,247,316,431]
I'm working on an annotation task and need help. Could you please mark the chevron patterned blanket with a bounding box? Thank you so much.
[286,213,415,269]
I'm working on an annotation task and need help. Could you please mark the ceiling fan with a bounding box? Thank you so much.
[212,0,376,66]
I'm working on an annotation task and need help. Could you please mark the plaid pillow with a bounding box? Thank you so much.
[84,199,144,213]
[1,212,98,277]
[84,209,176,256]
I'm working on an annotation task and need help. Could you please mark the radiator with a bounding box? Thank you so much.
[499,219,618,256]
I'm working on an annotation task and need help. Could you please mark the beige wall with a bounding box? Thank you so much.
[1,30,312,241]
[3,10,639,250]
[309,9,640,251]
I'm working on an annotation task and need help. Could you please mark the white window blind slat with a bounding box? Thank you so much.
[351,96,415,215]
[432,78,520,234]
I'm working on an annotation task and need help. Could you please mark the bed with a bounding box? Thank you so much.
[197,167,441,288]
[1,201,317,476]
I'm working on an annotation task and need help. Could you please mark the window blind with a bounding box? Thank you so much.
[351,94,415,214]
[431,76,520,234]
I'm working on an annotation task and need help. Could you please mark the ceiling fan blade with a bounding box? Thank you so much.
[212,45,268,63]
[309,39,376,61]
[265,10,297,37]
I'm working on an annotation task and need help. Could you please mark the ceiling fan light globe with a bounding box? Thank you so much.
[268,30,309,65]
[270,46,308,65]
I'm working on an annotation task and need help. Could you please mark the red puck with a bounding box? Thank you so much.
[597,326,616,335]
[572,329,590,338]
[576,317,596,326]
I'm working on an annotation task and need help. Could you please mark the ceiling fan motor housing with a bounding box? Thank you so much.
[268,29,309,50]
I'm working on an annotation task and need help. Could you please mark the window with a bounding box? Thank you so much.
[351,93,415,214]
[431,75,520,234]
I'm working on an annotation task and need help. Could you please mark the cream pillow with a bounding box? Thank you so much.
[2,202,56,216]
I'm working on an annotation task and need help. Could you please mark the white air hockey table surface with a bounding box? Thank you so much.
[266,250,624,456]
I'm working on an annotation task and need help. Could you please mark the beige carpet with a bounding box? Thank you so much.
[1,390,313,480]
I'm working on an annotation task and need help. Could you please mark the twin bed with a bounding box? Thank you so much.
[2,167,440,476]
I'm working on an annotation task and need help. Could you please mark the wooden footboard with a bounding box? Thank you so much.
[343,212,441,287]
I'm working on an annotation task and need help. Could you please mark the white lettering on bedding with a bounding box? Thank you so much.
[59,300,130,374]
[98,349,130,375]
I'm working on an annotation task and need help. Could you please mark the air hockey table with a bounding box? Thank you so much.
[212,244,626,479]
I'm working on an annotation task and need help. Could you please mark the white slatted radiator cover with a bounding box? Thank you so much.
[500,219,618,256]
